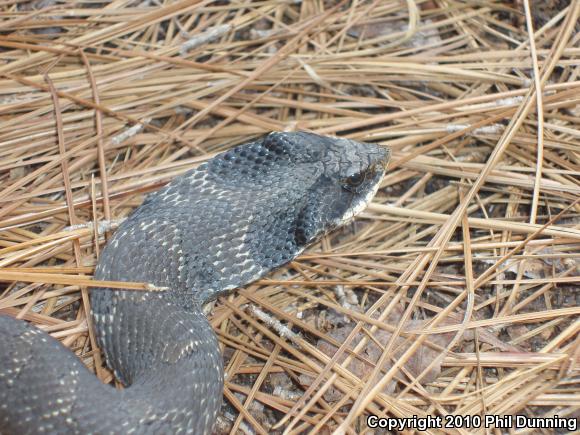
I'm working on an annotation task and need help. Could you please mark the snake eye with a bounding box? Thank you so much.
[347,172,365,185]
[341,171,366,191]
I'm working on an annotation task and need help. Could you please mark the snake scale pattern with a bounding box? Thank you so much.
[0,132,389,434]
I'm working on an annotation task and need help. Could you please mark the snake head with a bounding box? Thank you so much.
[205,131,390,276]
[269,132,390,246]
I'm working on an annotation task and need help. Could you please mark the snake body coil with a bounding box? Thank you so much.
[0,132,389,434]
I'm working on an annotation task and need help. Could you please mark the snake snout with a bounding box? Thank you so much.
[377,146,391,171]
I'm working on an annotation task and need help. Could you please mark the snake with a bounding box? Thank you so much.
[0,132,390,434]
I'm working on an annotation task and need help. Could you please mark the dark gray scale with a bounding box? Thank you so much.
[0,132,390,434]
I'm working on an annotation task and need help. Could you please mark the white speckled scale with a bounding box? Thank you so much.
[0,132,389,434]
